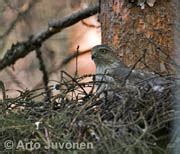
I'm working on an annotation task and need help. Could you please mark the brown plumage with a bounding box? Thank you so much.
[91,44,171,94]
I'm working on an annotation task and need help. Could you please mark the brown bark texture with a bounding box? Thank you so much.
[99,0,175,74]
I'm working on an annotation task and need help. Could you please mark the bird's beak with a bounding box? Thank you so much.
[91,52,96,60]
[91,54,95,60]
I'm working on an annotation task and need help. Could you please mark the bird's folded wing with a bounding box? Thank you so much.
[111,66,155,84]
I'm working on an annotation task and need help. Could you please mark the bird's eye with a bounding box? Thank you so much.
[100,49,106,53]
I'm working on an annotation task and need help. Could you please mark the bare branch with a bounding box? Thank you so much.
[0,0,39,39]
[33,49,90,89]
[0,5,99,71]
[35,48,51,102]
[60,49,90,68]
[81,20,100,28]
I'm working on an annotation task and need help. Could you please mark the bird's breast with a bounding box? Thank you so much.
[96,65,115,82]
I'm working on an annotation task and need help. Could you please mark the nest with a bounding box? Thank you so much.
[0,71,178,153]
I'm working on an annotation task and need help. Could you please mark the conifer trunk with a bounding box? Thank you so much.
[99,0,176,74]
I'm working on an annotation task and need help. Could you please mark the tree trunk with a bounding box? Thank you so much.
[99,0,176,74]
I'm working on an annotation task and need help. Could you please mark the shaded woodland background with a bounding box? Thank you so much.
[0,0,100,98]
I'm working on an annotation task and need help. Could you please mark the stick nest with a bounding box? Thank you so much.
[0,72,178,153]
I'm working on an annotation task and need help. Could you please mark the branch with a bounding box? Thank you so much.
[35,48,51,102]
[33,49,91,89]
[60,49,90,68]
[0,0,39,39]
[0,5,99,71]
[81,20,100,28]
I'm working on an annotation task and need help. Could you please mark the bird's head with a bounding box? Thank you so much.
[91,45,120,66]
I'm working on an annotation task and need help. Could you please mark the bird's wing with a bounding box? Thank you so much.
[111,65,153,82]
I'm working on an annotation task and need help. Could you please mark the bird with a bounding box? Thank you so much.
[91,44,172,94]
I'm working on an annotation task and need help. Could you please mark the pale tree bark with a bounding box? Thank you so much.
[99,0,176,74]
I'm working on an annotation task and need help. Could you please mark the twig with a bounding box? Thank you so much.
[0,81,6,100]
[61,71,88,96]
[0,5,99,71]
[33,49,91,89]
[5,69,25,90]
[81,20,100,28]
[35,48,51,102]
[75,45,79,77]
[123,49,147,84]
[0,0,39,39]
[60,49,90,68]
[145,37,180,68]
